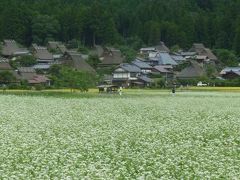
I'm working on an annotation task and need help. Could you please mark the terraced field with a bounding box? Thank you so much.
[0,92,240,179]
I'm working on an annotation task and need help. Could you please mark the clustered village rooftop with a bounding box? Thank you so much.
[0,40,239,87]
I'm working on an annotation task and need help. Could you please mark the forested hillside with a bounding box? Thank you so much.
[0,0,240,54]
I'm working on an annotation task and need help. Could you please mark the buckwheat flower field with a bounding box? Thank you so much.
[0,92,240,179]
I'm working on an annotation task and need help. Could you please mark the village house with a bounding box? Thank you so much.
[47,41,68,59]
[0,58,12,72]
[1,40,29,58]
[131,59,152,74]
[151,65,174,82]
[139,41,170,56]
[17,67,36,81]
[112,63,153,87]
[194,55,208,65]
[179,51,197,60]
[152,65,174,77]
[33,64,52,71]
[189,43,218,62]
[140,47,157,55]
[61,51,96,73]
[90,45,104,57]
[220,67,240,80]
[98,47,124,67]
[100,74,113,85]
[148,52,177,66]
[0,58,20,84]
[16,67,51,86]
[204,48,218,62]
[28,75,51,86]
[177,61,206,79]
[32,44,54,64]
[91,46,125,67]
[91,46,124,67]
[113,63,141,81]
[189,43,206,54]
[171,55,186,64]
[47,41,60,50]
[154,41,170,53]
[137,75,154,87]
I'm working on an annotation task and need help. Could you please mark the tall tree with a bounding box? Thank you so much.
[233,24,240,55]
[32,14,60,45]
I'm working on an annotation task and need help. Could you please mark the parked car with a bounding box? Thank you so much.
[197,81,208,86]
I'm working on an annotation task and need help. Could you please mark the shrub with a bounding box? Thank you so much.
[35,84,44,91]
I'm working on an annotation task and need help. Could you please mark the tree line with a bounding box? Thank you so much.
[0,0,240,54]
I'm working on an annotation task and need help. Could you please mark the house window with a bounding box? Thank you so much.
[130,73,137,77]
[114,73,128,79]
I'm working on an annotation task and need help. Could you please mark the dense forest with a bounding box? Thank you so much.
[0,0,240,54]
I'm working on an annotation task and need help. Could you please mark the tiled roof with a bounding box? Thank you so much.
[220,67,240,75]
[138,76,153,83]
[150,52,177,65]
[120,63,141,73]
[154,65,171,73]
[171,55,186,62]
[132,59,152,69]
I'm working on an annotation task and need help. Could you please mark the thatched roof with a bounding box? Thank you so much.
[89,45,104,57]
[0,57,12,71]
[48,41,59,49]
[100,48,124,66]
[1,40,29,57]
[17,67,36,80]
[63,52,96,73]
[58,45,67,54]
[189,43,205,53]
[155,41,170,52]
[203,48,217,61]
[0,62,12,71]
[189,43,217,61]
[177,61,206,79]
[47,41,68,54]
[33,44,54,62]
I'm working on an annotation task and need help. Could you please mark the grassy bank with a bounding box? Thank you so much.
[1,87,240,99]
